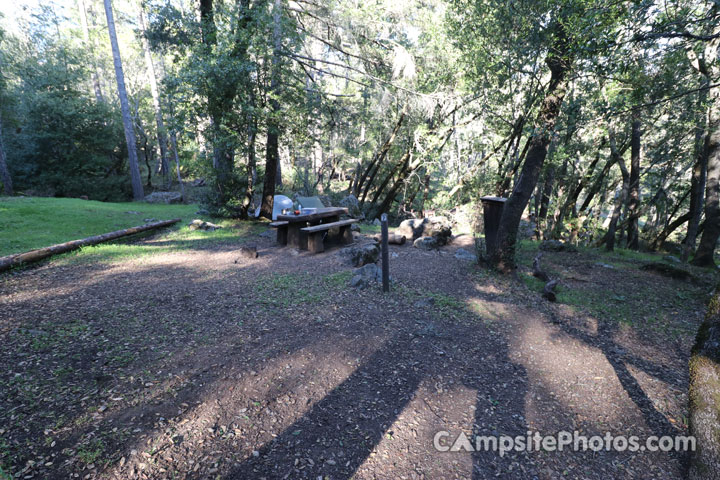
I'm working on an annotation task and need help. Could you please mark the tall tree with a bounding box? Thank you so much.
[626,111,641,249]
[77,0,105,104]
[0,111,12,196]
[691,22,720,266]
[138,4,169,187]
[103,0,144,200]
[259,0,283,219]
[491,19,572,270]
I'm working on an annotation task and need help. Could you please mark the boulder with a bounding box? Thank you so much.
[338,242,380,267]
[413,236,439,250]
[338,194,363,219]
[454,248,477,262]
[144,192,183,204]
[349,263,383,289]
[539,239,577,252]
[235,245,258,261]
[397,216,452,245]
[188,219,223,231]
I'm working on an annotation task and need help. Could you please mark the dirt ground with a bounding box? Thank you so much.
[0,226,710,479]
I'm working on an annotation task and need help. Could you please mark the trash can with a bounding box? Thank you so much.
[480,196,507,257]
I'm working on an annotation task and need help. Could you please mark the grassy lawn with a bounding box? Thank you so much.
[0,197,200,256]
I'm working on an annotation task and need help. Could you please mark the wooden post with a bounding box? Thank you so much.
[381,213,389,292]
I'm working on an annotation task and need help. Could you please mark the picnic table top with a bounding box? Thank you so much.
[277,207,348,223]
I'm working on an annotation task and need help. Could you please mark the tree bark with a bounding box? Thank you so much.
[260,0,283,219]
[683,85,710,261]
[605,127,630,251]
[0,111,13,196]
[693,31,720,267]
[490,21,572,270]
[138,6,170,187]
[103,0,144,200]
[357,110,406,203]
[626,111,641,249]
[169,130,186,202]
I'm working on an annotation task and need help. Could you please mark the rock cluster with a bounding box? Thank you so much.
[144,192,183,204]
[188,219,223,231]
[397,216,452,246]
[338,242,380,267]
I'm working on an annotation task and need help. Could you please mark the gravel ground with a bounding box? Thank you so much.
[0,228,708,479]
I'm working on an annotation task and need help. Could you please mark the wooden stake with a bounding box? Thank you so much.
[381,213,389,292]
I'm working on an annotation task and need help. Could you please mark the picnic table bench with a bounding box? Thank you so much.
[302,218,357,253]
[272,207,357,253]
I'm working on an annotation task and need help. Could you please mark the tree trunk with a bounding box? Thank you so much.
[626,111,641,249]
[78,0,105,103]
[138,6,170,187]
[419,173,431,217]
[103,0,144,200]
[355,109,405,201]
[605,129,630,251]
[491,21,572,270]
[169,130,186,202]
[241,104,257,218]
[260,0,283,219]
[0,111,13,196]
[692,33,720,266]
[535,164,554,240]
[683,87,710,261]
[558,138,605,224]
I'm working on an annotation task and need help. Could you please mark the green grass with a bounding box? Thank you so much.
[357,223,381,234]
[0,196,199,256]
[0,196,268,264]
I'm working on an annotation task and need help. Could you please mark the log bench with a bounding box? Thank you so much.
[301,219,358,253]
[269,221,289,244]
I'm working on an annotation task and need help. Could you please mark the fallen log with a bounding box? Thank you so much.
[0,218,181,273]
[374,233,406,245]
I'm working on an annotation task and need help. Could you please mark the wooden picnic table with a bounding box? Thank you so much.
[276,207,349,249]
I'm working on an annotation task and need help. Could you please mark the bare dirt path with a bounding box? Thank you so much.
[0,228,708,479]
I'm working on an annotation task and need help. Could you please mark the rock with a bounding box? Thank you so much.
[539,239,577,252]
[196,209,210,215]
[143,218,158,223]
[349,263,383,289]
[338,194,363,218]
[415,297,435,308]
[397,216,452,245]
[338,242,380,267]
[595,262,615,269]
[144,192,183,204]
[350,223,361,232]
[372,218,381,226]
[188,219,223,231]
[413,236,439,250]
[663,255,681,263]
[454,248,477,262]
[235,245,258,261]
